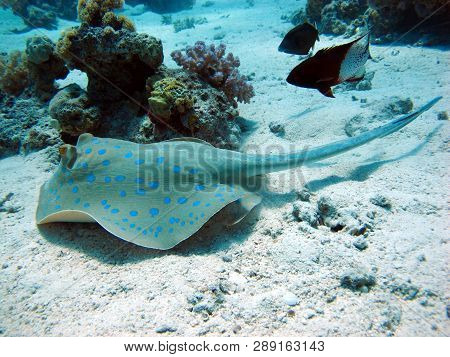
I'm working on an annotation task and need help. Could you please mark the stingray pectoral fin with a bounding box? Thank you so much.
[225,193,262,226]
[319,87,335,98]
[86,183,250,250]
[163,137,215,147]
[38,210,97,224]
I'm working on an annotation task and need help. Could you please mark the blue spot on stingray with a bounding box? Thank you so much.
[124,152,133,158]
[156,226,162,232]
[74,198,81,204]
[102,160,110,166]
[178,197,187,204]
[189,168,199,174]
[193,200,201,207]
[135,178,144,184]
[111,208,119,214]
[137,227,142,231]
[68,178,74,185]
[189,212,193,217]
[130,210,138,217]
[142,230,147,235]
[156,157,164,164]
[215,193,223,197]
[135,159,145,165]
[205,203,211,207]
[98,149,106,155]
[122,218,129,223]
[101,200,107,205]
[104,204,111,209]
[180,221,186,226]
[87,173,96,183]
[164,197,171,204]
[72,186,79,193]
[115,175,126,182]
[114,145,121,149]
[173,165,181,173]
[83,203,90,208]
[130,223,136,228]
[55,205,61,209]
[136,189,146,196]
[189,221,194,225]
[81,162,88,169]
[195,184,205,191]
[201,213,205,217]
[148,181,159,189]
[85,148,92,154]
[169,217,176,224]
[119,190,126,197]
[149,208,159,216]
[104,176,111,183]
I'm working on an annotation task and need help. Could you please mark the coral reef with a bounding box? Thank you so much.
[0,51,30,96]
[173,17,207,32]
[145,68,242,149]
[0,94,61,158]
[56,0,162,102]
[289,0,450,43]
[0,35,68,99]
[126,0,196,14]
[1,1,77,29]
[49,84,101,136]
[25,36,69,100]
[171,41,255,106]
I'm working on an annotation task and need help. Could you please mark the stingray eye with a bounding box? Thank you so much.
[59,146,67,156]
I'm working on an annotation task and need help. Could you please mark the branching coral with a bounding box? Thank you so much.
[77,0,135,31]
[171,41,255,106]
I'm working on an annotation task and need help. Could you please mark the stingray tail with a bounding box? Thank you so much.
[250,97,442,175]
[302,96,442,163]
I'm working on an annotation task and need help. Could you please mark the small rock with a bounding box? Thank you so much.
[155,325,177,333]
[292,201,319,227]
[269,121,285,136]
[222,255,232,262]
[282,292,299,306]
[356,80,372,91]
[437,111,448,121]
[296,187,311,202]
[304,309,316,319]
[353,237,368,250]
[386,97,413,115]
[370,194,392,209]
[340,269,376,292]
[417,254,426,262]
[232,325,242,334]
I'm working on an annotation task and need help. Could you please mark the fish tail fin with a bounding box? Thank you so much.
[302,96,442,163]
[319,87,335,98]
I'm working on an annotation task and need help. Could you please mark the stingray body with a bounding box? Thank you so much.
[37,97,441,249]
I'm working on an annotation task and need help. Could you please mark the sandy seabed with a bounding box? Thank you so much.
[0,0,449,336]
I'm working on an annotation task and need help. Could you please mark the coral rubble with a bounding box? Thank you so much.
[171,41,255,106]
[126,0,196,14]
[288,0,450,43]
[1,0,77,30]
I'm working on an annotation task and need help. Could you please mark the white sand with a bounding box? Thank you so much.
[0,0,449,336]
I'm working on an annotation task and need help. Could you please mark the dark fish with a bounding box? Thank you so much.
[286,33,371,98]
[279,22,320,55]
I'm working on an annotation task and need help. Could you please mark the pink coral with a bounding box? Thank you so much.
[171,41,254,105]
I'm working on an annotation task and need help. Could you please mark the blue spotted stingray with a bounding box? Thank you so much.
[36,97,441,249]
